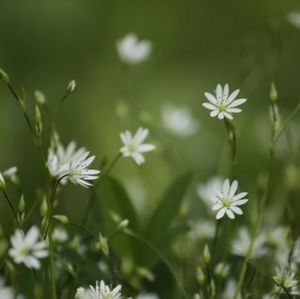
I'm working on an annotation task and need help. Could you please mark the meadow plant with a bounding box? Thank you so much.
[0,31,300,299]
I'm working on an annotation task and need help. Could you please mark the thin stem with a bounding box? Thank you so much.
[6,82,36,141]
[2,190,21,228]
[274,101,300,144]
[224,119,237,176]
[124,228,189,299]
[46,178,62,299]
[282,286,292,299]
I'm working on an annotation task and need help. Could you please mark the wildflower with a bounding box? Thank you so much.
[202,84,247,120]
[287,11,300,29]
[0,173,5,190]
[273,268,299,295]
[0,277,14,299]
[67,80,76,93]
[197,176,224,209]
[161,104,198,137]
[52,226,68,243]
[188,220,215,240]
[136,294,159,299]
[120,127,155,165]
[75,280,123,299]
[211,179,248,219]
[46,141,100,188]
[117,33,152,65]
[9,225,48,269]
[231,227,268,258]
[3,166,18,184]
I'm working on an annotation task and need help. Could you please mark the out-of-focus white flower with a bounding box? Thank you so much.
[46,141,100,188]
[0,277,14,299]
[231,227,268,258]
[161,104,199,137]
[223,279,241,299]
[211,179,248,220]
[266,226,289,249]
[287,11,300,29]
[117,33,152,65]
[136,294,159,299]
[75,280,123,299]
[69,235,87,256]
[120,127,156,165]
[9,226,48,269]
[3,166,18,184]
[188,220,215,240]
[214,263,230,277]
[197,177,224,209]
[52,226,68,243]
[273,268,299,295]
[202,84,247,120]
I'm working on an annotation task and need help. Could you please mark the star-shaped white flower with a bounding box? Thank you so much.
[9,226,48,270]
[161,104,199,137]
[46,141,100,188]
[117,33,152,65]
[211,179,248,219]
[202,84,247,120]
[75,280,123,299]
[120,127,155,165]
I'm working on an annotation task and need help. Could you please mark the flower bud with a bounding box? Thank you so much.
[40,197,48,217]
[203,244,211,264]
[96,234,109,257]
[67,80,76,93]
[53,214,69,224]
[35,105,42,135]
[34,90,46,105]
[18,194,25,213]
[270,82,278,103]
[0,68,9,84]
[197,266,205,285]
[0,173,6,190]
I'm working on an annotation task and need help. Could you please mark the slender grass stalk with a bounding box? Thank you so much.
[2,190,21,228]
[232,99,300,299]
[124,228,189,299]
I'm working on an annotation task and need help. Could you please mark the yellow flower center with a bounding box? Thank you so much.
[222,198,232,208]
[218,103,228,112]
[128,143,137,153]
[20,246,30,257]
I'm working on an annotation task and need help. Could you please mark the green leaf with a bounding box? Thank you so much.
[96,176,139,257]
[145,172,193,244]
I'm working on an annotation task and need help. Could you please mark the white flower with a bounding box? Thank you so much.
[231,227,268,258]
[188,220,215,240]
[161,104,198,137]
[211,179,248,219]
[120,127,156,165]
[287,11,300,29]
[117,33,152,65]
[136,294,159,299]
[9,226,48,270]
[202,84,247,120]
[75,280,123,299]
[46,141,100,188]
[46,141,86,178]
[3,166,18,184]
[273,268,299,295]
[0,277,14,299]
[197,176,224,209]
[52,226,68,243]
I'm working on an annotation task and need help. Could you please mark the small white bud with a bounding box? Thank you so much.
[67,80,76,93]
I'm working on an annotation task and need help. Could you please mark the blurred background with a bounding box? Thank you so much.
[1,0,300,228]
[1,0,300,296]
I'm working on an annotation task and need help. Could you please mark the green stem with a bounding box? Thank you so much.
[224,119,237,176]
[2,190,21,228]
[274,101,300,144]
[124,228,189,299]
[47,179,61,299]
